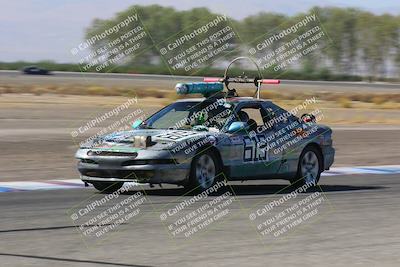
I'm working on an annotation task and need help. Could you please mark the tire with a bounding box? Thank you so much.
[92,182,124,193]
[185,150,223,192]
[291,145,322,187]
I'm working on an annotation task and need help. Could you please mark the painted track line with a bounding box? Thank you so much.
[0,179,84,193]
[322,165,400,176]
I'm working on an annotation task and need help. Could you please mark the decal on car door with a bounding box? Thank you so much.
[243,135,268,162]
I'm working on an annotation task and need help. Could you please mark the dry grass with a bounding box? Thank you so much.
[2,78,399,125]
[1,83,400,110]
[1,93,399,125]
[371,96,387,105]
[338,97,353,108]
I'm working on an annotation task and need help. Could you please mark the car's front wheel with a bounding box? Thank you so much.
[291,145,322,187]
[186,150,222,192]
[92,182,124,193]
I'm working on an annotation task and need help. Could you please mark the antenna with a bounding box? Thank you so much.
[203,57,280,99]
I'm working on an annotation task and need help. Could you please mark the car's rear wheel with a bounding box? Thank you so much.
[186,150,222,192]
[92,182,124,193]
[291,146,322,187]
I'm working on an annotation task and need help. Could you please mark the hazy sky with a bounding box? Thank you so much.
[1,0,399,62]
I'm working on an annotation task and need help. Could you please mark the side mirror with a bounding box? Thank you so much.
[227,121,246,133]
[131,119,143,129]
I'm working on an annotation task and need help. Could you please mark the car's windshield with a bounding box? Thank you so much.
[143,100,234,130]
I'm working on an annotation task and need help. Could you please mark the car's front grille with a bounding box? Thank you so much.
[121,159,177,166]
[87,151,138,157]
[80,159,98,164]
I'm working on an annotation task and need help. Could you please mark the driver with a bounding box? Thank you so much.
[237,110,249,123]
[236,110,257,131]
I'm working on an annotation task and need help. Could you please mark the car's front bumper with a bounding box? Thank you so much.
[75,148,190,185]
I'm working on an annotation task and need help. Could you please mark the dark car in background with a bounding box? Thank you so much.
[22,66,51,75]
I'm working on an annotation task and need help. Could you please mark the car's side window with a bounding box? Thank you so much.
[240,108,264,125]
[262,102,297,129]
[235,104,266,132]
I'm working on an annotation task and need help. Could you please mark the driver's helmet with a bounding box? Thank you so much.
[237,110,249,123]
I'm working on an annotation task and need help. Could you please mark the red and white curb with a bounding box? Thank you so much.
[0,165,399,192]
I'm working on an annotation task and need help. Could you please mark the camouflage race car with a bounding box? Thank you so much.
[75,58,335,193]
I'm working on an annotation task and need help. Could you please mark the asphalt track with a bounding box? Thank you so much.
[1,172,400,267]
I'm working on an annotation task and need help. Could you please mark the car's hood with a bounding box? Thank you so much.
[104,129,204,142]
[84,129,215,151]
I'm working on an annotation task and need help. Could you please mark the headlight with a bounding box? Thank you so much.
[80,137,101,149]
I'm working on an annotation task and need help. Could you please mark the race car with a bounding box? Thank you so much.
[75,57,335,193]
